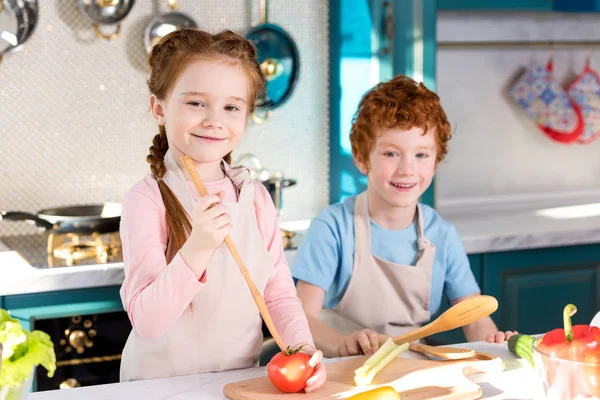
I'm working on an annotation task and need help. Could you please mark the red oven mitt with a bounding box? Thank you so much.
[508,59,584,144]
[566,59,600,144]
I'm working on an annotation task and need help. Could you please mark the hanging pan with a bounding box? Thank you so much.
[245,0,300,124]
[78,0,135,41]
[0,0,39,64]
[144,0,198,54]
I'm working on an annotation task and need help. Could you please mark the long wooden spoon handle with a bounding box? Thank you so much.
[181,155,285,352]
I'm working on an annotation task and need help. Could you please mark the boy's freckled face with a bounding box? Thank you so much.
[357,126,437,209]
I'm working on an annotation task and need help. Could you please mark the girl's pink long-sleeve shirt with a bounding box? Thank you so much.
[119,173,314,348]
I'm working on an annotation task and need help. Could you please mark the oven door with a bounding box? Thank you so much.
[34,312,131,391]
[5,287,131,392]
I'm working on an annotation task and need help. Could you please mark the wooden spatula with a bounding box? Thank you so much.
[181,155,285,352]
[393,295,498,345]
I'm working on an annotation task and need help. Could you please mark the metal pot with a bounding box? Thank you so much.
[77,0,135,40]
[235,153,296,211]
[0,0,39,63]
[144,0,198,54]
[0,203,121,234]
[245,0,300,124]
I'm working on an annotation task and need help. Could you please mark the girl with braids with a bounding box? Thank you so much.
[118,29,326,390]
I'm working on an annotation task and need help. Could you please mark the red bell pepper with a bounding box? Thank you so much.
[538,304,600,398]
[538,304,600,362]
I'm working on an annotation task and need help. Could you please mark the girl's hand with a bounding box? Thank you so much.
[180,192,231,276]
[187,192,231,251]
[486,330,518,343]
[338,329,383,357]
[304,350,326,393]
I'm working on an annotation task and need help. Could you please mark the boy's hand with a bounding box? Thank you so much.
[485,330,518,343]
[304,350,326,393]
[338,329,384,357]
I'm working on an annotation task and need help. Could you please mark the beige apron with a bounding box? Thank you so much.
[321,191,435,338]
[120,151,274,381]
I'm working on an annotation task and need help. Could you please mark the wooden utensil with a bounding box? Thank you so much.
[223,351,504,400]
[393,295,498,345]
[409,343,475,360]
[181,155,285,352]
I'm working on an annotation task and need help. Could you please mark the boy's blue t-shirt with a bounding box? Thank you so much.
[291,196,480,317]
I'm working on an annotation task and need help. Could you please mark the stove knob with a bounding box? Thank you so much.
[60,378,81,389]
[68,330,90,354]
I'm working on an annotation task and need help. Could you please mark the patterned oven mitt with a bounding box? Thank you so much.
[566,59,600,144]
[508,60,584,144]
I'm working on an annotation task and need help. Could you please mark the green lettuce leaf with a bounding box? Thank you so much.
[0,309,56,388]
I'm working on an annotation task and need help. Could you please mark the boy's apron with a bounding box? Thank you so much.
[321,191,435,338]
[120,151,274,381]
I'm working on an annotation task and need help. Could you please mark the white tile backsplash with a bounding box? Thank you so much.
[0,0,329,236]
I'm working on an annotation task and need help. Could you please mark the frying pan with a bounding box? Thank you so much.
[245,0,300,124]
[1,203,121,234]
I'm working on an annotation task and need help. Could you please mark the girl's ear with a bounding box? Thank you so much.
[150,94,166,125]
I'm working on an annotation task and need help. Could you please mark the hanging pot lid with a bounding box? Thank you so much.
[245,0,300,122]
[0,0,28,55]
[145,0,198,54]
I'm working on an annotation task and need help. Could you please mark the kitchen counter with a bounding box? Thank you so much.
[440,199,600,254]
[2,199,600,297]
[28,341,545,400]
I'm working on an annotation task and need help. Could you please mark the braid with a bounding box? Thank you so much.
[147,126,169,180]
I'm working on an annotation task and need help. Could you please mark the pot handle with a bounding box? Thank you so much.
[282,179,297,188]
[259,0,268,24]
[0,211,54,231]
[251,108,272,124]
[93,24,121,40]
[380,1,394,55]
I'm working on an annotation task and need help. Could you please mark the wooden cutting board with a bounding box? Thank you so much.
[223,352,504,400]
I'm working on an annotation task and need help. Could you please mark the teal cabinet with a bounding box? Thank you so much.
[429,244,600,345]
[438,0,553,10]
[5,286,124,330]
[483,244,600,335]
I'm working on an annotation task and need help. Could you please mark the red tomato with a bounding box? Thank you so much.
[267,347,315,393]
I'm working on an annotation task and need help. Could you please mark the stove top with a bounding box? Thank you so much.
[0,232,123,269]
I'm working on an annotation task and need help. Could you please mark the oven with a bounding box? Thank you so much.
[33,311,131,391]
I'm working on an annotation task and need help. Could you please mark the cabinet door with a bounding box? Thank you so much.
[553,0,600,12]
[438,0,553,10]
[483,245,600,335]
[427,253,483,345]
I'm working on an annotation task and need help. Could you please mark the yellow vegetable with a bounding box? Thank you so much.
[354,338,409,386]
[348,385,401,400]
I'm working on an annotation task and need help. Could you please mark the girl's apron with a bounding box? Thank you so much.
[120,151,274,381]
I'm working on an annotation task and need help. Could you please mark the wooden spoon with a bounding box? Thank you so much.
[181,155,285,352]
[409,343,475,360]
[393,295,498,345]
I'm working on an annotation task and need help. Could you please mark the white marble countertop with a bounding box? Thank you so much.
[440,199,600,254]
[28,341,547,400]
[2,199,600,297]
